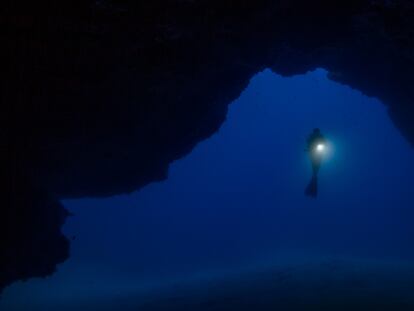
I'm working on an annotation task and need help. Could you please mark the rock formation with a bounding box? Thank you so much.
[3,0,414,292]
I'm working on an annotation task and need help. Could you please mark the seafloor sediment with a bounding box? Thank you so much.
[3,256,414,311]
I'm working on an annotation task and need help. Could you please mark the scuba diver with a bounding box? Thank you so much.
[305,128,327,198]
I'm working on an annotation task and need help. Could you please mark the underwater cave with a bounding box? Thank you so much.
[4,1,414,310]
[4,68,414,310]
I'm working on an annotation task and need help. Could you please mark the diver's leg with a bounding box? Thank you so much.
[312,162,320,176]
[305,173,318,197]
[305,161,319,197]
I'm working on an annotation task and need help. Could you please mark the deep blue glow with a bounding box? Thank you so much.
[2,69,414,310]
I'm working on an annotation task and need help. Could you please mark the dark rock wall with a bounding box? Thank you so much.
[2,169,69,292]
[3,0,414,292]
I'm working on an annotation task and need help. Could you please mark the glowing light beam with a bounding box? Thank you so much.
[316,143,325,152]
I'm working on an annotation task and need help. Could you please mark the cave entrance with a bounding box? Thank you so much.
[3,68,414,310]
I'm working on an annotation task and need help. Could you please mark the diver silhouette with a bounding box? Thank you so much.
[305,128,327,198]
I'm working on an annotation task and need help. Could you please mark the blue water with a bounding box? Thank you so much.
[2,69,414,310]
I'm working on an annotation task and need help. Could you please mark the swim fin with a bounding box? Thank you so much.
[305,174,318,198]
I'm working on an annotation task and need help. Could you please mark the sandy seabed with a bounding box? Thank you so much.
[3,256,414,311]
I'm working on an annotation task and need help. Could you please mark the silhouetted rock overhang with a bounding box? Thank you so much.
[3,0,414,292]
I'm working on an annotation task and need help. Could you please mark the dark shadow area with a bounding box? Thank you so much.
[3,0,414,292]
[2,68,414,310]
